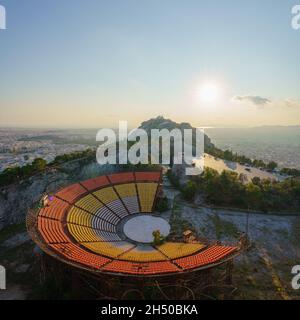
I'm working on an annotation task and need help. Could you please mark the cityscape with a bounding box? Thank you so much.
[1,126,299,174]
[0,129,95,172]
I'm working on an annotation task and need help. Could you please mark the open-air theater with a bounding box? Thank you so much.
[27,171,241,299]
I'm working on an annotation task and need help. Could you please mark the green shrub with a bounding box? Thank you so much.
[156,196,169,212]
[152,230,166,246]
[181,181,197,201]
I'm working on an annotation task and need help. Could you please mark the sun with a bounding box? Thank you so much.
[197,82,221,103]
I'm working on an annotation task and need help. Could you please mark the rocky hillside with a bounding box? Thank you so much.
[0,158,116,230]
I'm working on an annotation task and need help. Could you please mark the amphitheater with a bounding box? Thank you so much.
[27,171,240,280]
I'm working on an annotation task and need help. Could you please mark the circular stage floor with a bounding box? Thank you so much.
[123,215,170,243]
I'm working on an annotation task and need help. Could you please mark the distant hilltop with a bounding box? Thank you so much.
[139,116,214,149]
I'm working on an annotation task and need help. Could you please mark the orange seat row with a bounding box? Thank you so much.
[135,172,161,182]
[102,260,180,275]
[38,217,70,243]
[80,172,161,194]
[56,183,87,203]
[107,172,135,184]
[39,197,69,220]
[50,243,111,269]
[174,245,237,270]
[81,176,110,191]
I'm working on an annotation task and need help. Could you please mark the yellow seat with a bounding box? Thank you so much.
[75,194,103,214]
[67,207,93,227]
[115,183,140,213]
[156,242,205,259]
[82,241,135,258]
[120,245,168,262]
[93,187,119,204]
[68,224,101,242]
[137,183,158,212]
[114,183,137,198]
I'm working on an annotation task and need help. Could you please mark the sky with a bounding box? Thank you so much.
[0,0,300,128]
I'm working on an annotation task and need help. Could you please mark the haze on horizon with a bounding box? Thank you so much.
[0,0,300,129]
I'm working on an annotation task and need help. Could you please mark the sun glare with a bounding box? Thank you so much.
[197,82,221,104]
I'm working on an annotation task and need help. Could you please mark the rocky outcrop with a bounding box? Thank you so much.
[0,158,116,230]
[2,232,30,249]
[140,116,214,149]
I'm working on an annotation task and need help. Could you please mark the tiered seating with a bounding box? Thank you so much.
[93,187,119,204]
[39,197,69,220]
[67,207,114,232]
[50,243,111,269]
[114,183,136,198]
[94,206,120,225]
[156,242,205,259]
[108,172,135,184]
[68,224,101,242]
[83,241,135,258]
[106,199,129,218]
[174,245,237,270]
[38,217,70,243]
[80,176,110,192]
[75,194,102,215]
[34,172,239,276]
[103,260,180,275]
[135,171,161,182]
[94,187,128,218]
[68,223,121,243]
[136,183,158,212]
[67,207,94,227]
[114,183,139,214]
[56,183,87,203]
[119,245,168,262]
[92,218,117,233]
[93,230,121,242]
[122,197,139,214]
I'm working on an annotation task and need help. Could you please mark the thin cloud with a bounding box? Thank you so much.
[232,95,271,106]
[283,98,300,108]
